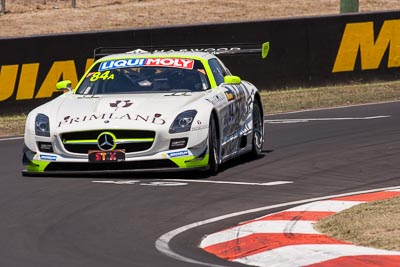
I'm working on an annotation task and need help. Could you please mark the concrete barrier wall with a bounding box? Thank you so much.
[1,10,400,113]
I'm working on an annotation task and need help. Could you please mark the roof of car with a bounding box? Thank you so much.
[98,50,217,62]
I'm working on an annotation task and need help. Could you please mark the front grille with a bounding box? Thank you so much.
[60,130,155,154]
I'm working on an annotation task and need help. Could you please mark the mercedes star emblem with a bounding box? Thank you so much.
[97,132,116,151]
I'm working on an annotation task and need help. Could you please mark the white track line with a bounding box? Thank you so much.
[0,136,23,141]
[265,115,390,124]
[264,100,400,116]
[286,200,364,212]
[165,179,293,186]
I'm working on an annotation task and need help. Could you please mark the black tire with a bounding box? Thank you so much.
[251,99,264,157]
[207,115,219,175]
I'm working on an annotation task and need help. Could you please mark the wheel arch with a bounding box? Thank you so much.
[253,91,264,117]
[210,109,221,141]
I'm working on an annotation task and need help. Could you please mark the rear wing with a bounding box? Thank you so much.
[94,42,270,61]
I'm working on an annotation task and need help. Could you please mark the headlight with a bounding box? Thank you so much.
[35,113,50,137]
[169,110,197,134]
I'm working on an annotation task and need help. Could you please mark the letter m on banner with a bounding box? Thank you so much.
[333,20,400,72]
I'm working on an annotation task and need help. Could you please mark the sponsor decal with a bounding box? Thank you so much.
[169,138,188,149]
[152,47,241,54]
[221,85,247,140]
[168,150,189,158]
[191,120,209,131]
[57,112,165,127]
[99,58,194,71]
[145,58,194,69]
[164,92,192,96]
[88,150,125,162]
[40,154,57,161]
[224,89,235,101]
[99,58,146,71]
[191,125,208,131]
[110,100,133,111]
[333,19,400,73]
[207,93,226,105]
[128,47,241,54]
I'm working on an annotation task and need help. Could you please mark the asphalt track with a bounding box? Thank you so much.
[0,101,399,267]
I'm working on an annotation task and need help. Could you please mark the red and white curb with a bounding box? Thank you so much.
[199,189,400,266]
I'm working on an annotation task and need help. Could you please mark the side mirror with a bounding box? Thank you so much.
[223,75,241,85]
[56,80,72,92]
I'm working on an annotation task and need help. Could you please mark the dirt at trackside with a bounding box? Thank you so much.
[0,0,398,38]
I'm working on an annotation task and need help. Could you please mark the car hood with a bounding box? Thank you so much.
[50,92,206,131]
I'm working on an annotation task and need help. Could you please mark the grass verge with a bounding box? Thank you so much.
[261,80,400,114]
[315,196,400,251]
[0,113,26,137]
[1,80,400,136]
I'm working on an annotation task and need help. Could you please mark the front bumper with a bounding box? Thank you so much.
[23,118,211,176]
[22,144,210,176]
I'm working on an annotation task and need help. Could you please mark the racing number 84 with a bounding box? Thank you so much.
[89,71,115,82]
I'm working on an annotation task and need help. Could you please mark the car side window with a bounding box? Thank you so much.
[208,58,228,86]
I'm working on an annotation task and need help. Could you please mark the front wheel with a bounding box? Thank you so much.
[207,115,219,175]
[251,99,264,157]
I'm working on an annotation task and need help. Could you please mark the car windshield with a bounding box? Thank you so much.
[76,58,211,95]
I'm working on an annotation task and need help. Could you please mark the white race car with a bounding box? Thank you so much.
[22,44,268,175]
